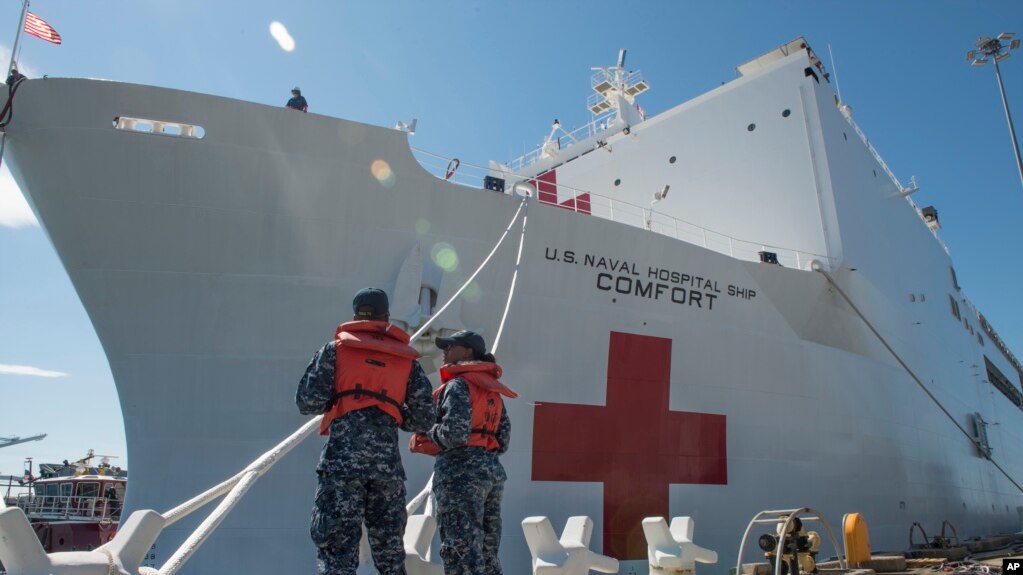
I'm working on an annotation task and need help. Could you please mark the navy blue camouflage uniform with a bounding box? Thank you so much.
[428,378,512,575]
[297,340,435,575]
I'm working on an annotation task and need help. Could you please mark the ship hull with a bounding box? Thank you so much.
[5,77,1022,574]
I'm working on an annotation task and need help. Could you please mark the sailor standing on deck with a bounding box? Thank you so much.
[297,288,435,575]
[416,331,516,575]
[286,86,308,112]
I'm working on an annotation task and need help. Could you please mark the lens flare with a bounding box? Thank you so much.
[370,159,396,188]
[461,281,483,303]
[269,22,296,52]
[415,218,431,235]
[430,242,459,272]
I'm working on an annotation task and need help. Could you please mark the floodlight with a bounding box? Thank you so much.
[654,184,670,201]
[967,31,1022,191]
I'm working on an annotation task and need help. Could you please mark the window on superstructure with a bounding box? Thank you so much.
[985,356,1023,409]
[950,267,960,291]
[77,482,100,499]
[949,294,961,321]
[978,332,984,347]
[59,483,71,501]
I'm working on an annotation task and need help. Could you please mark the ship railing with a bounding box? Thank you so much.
[840,108,951,255]
[504,109,621,172]
[412,148,831,270]
[977,311,1023,379]
[12,494,121,522]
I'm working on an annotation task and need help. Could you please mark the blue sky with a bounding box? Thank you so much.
[1,0,1022,476]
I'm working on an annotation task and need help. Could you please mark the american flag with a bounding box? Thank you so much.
[24,11,62,45]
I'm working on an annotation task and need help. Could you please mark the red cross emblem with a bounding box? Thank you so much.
[531,331,727,560]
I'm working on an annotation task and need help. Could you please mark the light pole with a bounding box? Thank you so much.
[968,33,1023,191]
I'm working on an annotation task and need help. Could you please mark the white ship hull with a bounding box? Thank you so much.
[5,44,1023,574]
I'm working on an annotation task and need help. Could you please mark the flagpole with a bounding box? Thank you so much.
[8,0,30,77]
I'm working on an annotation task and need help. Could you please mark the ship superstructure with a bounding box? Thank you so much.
[2,38,1021,575]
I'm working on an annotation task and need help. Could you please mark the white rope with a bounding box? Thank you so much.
[159,470,260,575]
[491,200,530,353]
[410,197,527,342]
[405,196,533,521]
[100,547,115,575]
[404,474,434,515]
[154,196,531,575]
[815,264,1023,495]
[162,416,321,525]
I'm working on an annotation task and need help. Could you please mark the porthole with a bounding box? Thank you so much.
[747,123,756,132]
[614,178,621,187]
[782,109,791,118]
[668,156,676,164]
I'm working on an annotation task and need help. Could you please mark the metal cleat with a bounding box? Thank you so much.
[404,515,443,575]
[522,516,619,575]
[0,507,165,575]
[355,515,442,575]
[642,516,718,575]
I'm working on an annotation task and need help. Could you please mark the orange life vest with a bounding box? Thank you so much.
[320,321,419,435]
[410,362,517,454]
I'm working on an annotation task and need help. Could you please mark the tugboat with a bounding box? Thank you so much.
[1,450,127,556]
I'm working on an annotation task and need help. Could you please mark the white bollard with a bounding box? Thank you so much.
[522,516,619,575]
[0,507,166,575]
[404,515,443,575]
[642,517,717,575]
[356,515,443,575]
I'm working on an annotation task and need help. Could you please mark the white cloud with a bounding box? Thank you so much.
[269,22,295,53]
[0,164,37,228]
[0,364,69,378]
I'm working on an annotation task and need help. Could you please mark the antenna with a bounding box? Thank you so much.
[827,44,842,102]
[617,49,627,69]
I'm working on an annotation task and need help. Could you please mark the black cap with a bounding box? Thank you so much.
[352,287,389,318]
[435,330,486,357]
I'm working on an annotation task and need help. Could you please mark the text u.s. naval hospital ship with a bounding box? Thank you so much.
[2,38,1022,574]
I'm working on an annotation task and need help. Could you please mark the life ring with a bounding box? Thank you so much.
[445,158,460,180]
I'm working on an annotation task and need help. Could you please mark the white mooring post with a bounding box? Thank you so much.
[642,516,718,575]
[0,507,165,575]
[522,515,619,575]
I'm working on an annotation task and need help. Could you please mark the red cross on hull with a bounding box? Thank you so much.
[531,331,727,560]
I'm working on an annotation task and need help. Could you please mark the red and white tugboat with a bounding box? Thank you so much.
[1,450,127,555]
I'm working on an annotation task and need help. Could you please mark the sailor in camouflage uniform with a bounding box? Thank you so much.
[422,331,515,575]
[297,288,435,575]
